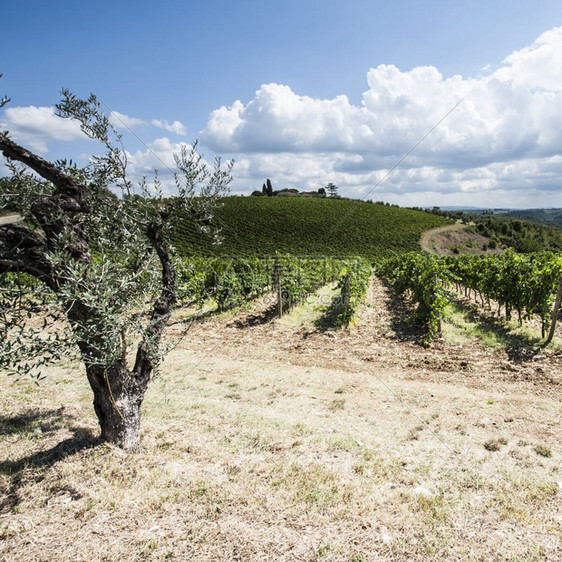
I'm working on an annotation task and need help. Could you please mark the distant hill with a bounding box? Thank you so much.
[425,207,562,252]
[498,208,562,229]
[436,207,562,230]
[172,197,452,260]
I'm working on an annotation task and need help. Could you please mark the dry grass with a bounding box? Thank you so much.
[1,278,562,561]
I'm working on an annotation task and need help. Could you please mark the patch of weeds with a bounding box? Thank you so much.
[219,435,232,446]
[455,424,467,435]
[143,539,159,554]
[156,441,175,452]
[271,462,352,511]
[328,398,346,412]
[367,457,406,482]
[225,464,241,478]
[293,423,312,437]
[458,470,485,491]
[0,525,15,539]
[484,437,508,451]
[534,444,552,458]
[187,479,212,500]
[421,536,450,556]
[314,544,331,559]
[353,463,366,475]
[203,422,215,434]
[89,441,113,459]
[327,435,358,453]
[408,492,447,523]
[239,431,271,451]
[443,300,543,350]
[525,481,558,503]
[361,448,375,462]
[489,477,558,523]
[496,499,527,523]
[408,424,424,440]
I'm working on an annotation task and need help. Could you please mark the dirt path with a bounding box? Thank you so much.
[420,222,469,254]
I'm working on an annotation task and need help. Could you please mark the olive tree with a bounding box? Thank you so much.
[0,87,233,450]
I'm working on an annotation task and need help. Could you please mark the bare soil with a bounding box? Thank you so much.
[420,223,500,256]
[1,278,561,561]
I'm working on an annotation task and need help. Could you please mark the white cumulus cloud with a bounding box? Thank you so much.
[0,105,85,153]
[124,138,217,196]
[151,119,187,136]
[202,84,364,153]
[110,111,147,129]
[202,26,562,207]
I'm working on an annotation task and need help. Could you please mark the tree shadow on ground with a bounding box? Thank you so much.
[379,279,427,344]
[228,302,280,328]
[313,307,341,332]
[0,408,67,437]
[0,408,100,512]
[172,293,280,329]
[449,296,545,363]
[313,295,345,332]
[169,306,230,325]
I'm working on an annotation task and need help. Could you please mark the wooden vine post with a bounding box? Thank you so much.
[545,276,562,345]
[274,263,283,318]
[344,273,351,307]
[433,272,442,335]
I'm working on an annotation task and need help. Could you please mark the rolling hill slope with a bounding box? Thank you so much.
[172,197,451,260]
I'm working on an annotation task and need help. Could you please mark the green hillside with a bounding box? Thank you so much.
[172,197,452,260]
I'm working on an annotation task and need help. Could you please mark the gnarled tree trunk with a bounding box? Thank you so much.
[1,133,176,451]
[85,363,147,451]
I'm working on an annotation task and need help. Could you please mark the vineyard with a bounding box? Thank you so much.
[4,247,560,349]
[379,249,562,345]
[176,255,372,326]
[169,247,562,350]
[170,196,451,260]
[167,198,561,345]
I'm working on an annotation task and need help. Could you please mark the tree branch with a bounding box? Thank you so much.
[133,216,176,380]
[0,134,92,264]
[0,134,89,212]
[0,224,58,290]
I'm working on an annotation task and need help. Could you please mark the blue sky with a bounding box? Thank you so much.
[1,0,562,207]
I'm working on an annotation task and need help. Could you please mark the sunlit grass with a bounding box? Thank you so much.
[443,299,562,351]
